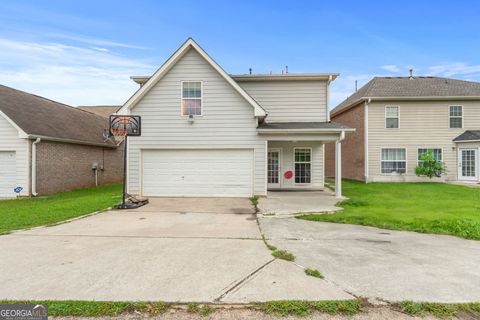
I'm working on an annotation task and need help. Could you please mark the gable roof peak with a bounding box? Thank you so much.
[118,38,267,117]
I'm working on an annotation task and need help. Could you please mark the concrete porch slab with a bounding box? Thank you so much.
[258,190,343,216]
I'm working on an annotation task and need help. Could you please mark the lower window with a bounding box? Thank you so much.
[294,148,311,184]
[418,148,442,164]
[381,148,406,174]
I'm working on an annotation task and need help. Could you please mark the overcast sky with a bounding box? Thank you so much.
[0,0,479,108]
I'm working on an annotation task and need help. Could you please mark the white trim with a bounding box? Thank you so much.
[321,143,325,187]
[257,128,355,134]
[180,81,203,116]
[449,105,463,129]
[118,38,266,117]
[385,105,400,129]
[364,101,369,181]
[380,147,407,175]
[267,148,282,188]
[455,139,480,143]
[231,73,339,81]
[326,75,332,122]
[0,110,28,138]
[31,138,41,196]
[293,147,312,185]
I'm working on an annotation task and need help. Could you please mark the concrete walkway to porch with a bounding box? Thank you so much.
[258,190,343,216]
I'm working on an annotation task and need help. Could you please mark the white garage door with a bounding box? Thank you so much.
[142,149,253,197]
[0,151,16,198]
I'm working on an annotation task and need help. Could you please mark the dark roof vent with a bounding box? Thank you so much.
[409,69,414,79]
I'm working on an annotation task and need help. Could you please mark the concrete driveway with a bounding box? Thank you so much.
[0,198,351,302]
[259,216,480,303]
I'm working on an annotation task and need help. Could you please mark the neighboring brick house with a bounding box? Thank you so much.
[326,76,480,183]
[0,84,123,197]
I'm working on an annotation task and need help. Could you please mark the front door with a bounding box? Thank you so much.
[267,149,281,188]
[458,148,478,181]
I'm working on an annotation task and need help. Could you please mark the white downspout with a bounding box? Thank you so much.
[31,138,41,196]
[364,98,371,182]
[326,75,332,122]
[335,131,345,198]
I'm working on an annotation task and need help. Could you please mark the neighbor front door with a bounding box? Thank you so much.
[458,148,478,181]
[267,149,281,188]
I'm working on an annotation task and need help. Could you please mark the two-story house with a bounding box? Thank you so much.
[117,38,353,198]
[325,76,480,183]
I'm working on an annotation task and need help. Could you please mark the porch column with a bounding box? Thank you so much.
[335,139,342,198]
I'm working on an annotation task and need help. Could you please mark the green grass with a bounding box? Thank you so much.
[0,183,122,234]
[257,300,361,316]
[271,249,295,261]
[398,301,480,318]
[298,179,480,240]
[0,300,170,317]
[304,268,324,279]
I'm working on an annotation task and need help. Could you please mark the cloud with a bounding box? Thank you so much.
[46,32,148,50]
[428,62,480,77]
[92,47,109,52]
[0,37,155,106]
[381,64,400,73]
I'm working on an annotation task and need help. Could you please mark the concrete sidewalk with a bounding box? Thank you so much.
[0,198,352,302]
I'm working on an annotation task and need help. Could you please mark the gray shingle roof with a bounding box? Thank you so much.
[257,122,352,130]
[77,105,121,118]
[453,130,480,142]
[0,84,116,147]
[332,77,480,115]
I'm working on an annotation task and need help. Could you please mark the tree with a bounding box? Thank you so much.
[415,151,446,179]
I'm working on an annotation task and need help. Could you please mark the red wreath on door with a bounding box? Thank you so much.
[284,170,293,179]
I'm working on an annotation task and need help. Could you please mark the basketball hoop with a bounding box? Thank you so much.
[109,115,142,209]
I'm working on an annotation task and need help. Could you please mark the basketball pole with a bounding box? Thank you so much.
[122,135,128,209]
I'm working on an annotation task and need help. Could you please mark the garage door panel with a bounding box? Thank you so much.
[0,151,16,198]
[142,149,253,197]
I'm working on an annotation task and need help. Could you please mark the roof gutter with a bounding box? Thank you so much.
[257,128,355,134]
[31,138,41,196]
[26,135,117,148]
[454,139,480,143]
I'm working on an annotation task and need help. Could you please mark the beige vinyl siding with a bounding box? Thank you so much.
[268,141,324,189]
[367,100,480,182]
[126,48,266,196]
[0,113,29,196]
[238,80,328,122]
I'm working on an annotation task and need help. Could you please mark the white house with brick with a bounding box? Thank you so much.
[117,38,353,198]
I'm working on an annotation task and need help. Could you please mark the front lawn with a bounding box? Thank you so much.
[299,180,480,240]
[0,183,122,234]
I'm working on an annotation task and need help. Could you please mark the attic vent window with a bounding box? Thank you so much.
[181,81,202,116]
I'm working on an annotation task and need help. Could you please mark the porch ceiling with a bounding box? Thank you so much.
[257,122,354,141]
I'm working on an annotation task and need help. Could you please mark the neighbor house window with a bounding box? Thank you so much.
[449,105,463,128]
[181,81,202,116]
[294,148,311,184]
[417,148,442,165]
[381,148,406,174]
[385,106,399,128]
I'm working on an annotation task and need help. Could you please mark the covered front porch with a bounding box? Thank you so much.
[257,122,354,198]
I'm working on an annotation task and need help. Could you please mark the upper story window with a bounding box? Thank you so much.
[385,106,399,128]
[449,105,463,128]
[181,81,202,116]
[381,148,406,174]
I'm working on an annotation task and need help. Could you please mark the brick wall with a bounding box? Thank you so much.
[36,141,123,195]
[325,103,365,181]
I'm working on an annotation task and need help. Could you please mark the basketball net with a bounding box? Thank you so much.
[110,127,128,143]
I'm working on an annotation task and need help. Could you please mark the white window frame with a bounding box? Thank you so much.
[380,148,407,175]
[181,81,203,116]
[417,147,443,165]
[293,147,312,185]
[449,105,463,129]
[385,105,400,129]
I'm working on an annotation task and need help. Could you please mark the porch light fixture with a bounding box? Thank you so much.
[188,114,195,124]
